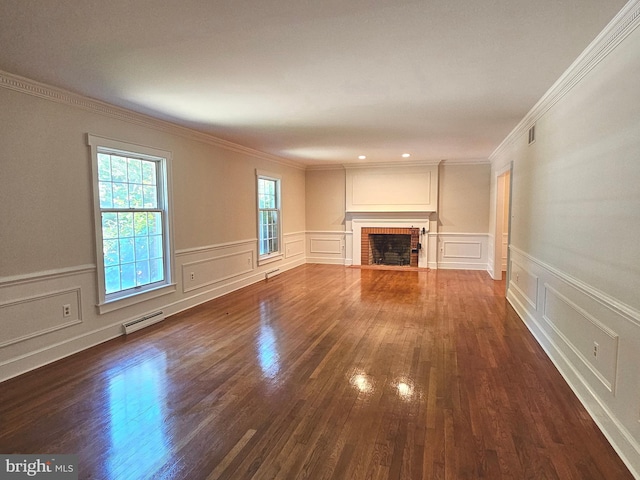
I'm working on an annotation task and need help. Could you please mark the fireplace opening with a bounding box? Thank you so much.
[360,227,420,267]
[369,234,411,266]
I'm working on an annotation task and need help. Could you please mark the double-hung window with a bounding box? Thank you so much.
[256,171,282,265]
[88,135,174,312]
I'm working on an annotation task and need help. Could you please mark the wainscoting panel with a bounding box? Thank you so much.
[182,250,254,293]
[543,284,619,392]
[307,231,345,265]
[284,237,304,259]
[510,260,539,310]
[0,288,82,348]
[1,236,307,382]
[436,233,489,270]
[442,241,481,259]
[310,238,341,254]
[506,246,640,477]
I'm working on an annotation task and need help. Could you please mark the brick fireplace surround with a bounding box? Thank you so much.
[361,227,419,267]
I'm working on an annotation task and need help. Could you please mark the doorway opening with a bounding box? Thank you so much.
[493,166,512,293]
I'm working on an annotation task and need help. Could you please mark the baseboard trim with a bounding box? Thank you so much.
[0,257,306,383]
[437,262,488,271]
[507,289,640,479]
[306,257,346,265]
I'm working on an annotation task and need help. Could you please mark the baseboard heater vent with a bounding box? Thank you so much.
[123,311,165,334]
[265,269,281,280]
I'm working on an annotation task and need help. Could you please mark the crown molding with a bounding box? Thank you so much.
[305,164,347,171]
[489,0,640,165]
[0,70,305,170]
[439,158,490,166]
[343,159,441,169]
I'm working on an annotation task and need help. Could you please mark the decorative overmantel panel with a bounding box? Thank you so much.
[344,162,437,267]
[344,162,439,213]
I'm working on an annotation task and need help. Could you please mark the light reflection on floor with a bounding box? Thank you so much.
[349,371,416,401]
[257,301,281,380]
[107,353,169,479]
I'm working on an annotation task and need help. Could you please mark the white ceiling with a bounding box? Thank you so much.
[0,0,627,166]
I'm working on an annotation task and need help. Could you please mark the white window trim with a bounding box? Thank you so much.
[256,169,283,266]
[88,134,176,314]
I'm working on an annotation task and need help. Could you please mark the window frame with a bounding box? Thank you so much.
[256,170,283,266]
[88,134,176,314]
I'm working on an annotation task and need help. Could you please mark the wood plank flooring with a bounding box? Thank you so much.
[0,265,634,479]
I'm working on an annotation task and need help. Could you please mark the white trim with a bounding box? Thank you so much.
[510,245,640,328]
[310,238,342,255]
[439,158,491,165]
[441,241,482,259]
[306,257,347,266]
[304,165,346,171]
[0,307,164,380]
[0,287,83,348]
[256,170,283,263]
[541,283,618,394]
[343,160,441,169]
[306,230,347,235]
[434,232,487,237]
[87,134,176,311]
[0,70,304,170]
[489,0,640,166]
[175,238,256,256]
[182,250,255,293]
[0,264,96,287]
[507,290,640,479]
[97,283,177,315]
[257,253,283,266]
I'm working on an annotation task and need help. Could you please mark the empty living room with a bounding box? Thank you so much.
[1,1,639,479]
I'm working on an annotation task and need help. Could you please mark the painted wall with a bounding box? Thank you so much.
[437,163,490,233]
[305,168,346,232]
[0,76,306,381]
[345,164,438,213]
[490,6,640,475]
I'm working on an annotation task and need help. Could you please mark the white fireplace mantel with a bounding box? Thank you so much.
[346,212,432,267]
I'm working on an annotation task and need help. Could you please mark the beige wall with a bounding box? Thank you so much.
[438,163,490,233]
[0,86,305,278]
[489,14,640,475]
[493,29,640,311]
[305,168,345,231]
[0,77,307,381]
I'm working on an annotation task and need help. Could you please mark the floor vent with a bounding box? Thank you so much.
[265,269,281,279]
[123,311,165,334]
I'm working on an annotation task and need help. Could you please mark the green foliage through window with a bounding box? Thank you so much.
[97,152,165,295]
[257,177,280,256]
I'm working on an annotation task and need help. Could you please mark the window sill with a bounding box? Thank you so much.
[258,253,283,267]
[97,283,177,315]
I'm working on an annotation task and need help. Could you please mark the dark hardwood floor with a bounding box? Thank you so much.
[0,265,634,479]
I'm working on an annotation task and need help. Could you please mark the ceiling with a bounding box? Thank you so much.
[0,0,627,166]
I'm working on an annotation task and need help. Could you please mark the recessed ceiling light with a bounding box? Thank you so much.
[402,153,411,158]
[358,155,366,160]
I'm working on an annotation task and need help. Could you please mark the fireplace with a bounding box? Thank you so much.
[347,213,431,268]
[361,227,419,267]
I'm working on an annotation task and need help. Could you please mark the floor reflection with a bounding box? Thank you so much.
[107,353,169,479]
[349,372,374,395]
[395,378,414,400]
[257,301,281,380]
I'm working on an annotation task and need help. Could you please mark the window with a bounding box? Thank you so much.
[88,135,175,312]
[256,171,282,264]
